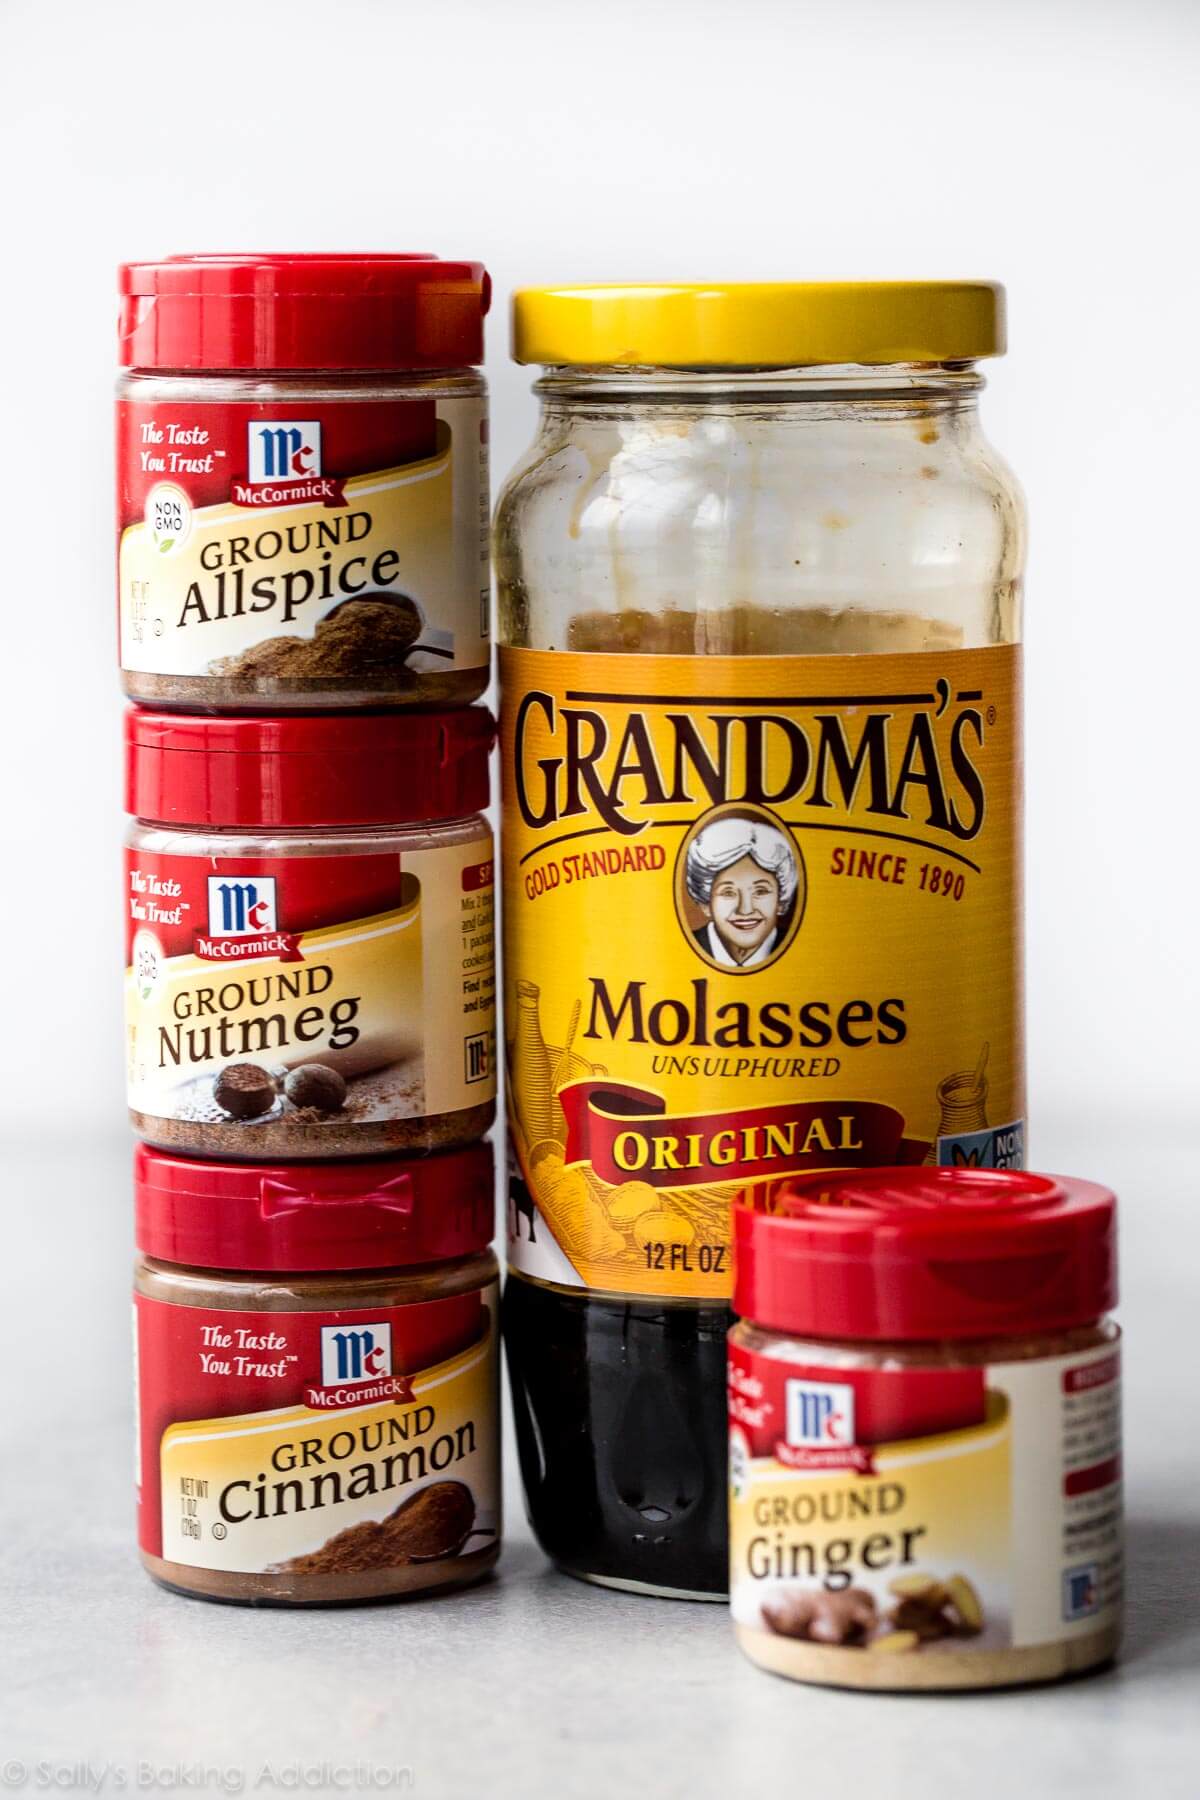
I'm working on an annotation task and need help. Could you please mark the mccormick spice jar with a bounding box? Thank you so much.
[125,707,496,1158]
[497,282,1027,1597]
[730,1168,1122,1689]
[134,1141,500,1605]
[117,254,490,711]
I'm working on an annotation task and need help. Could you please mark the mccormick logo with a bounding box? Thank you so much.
[786,1377,855,1448]
[194,876,303,963]
[231,419,346,509]
[305,1322,415,1410]
[248,421,322,483]
[208,876,277,937]
[774,1377,876,1472]
[321,1322,392,1386]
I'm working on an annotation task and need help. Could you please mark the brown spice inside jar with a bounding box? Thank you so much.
[275,1482,478,1575]
[209,594,424,683]
[131,1098,496,1161]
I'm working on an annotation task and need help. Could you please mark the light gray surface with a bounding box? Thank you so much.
[1,1122,1196,1800]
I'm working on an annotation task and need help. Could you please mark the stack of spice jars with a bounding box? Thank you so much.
[118,255,502,1605]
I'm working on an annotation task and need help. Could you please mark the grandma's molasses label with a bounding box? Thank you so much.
[117,394,489,684]
[500,645,1024,1301]
[728,1339,1121,1669]
[125,839,495,1139]
[135,1285,500,1575]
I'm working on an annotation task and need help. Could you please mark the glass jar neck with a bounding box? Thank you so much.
[533,362,983,414]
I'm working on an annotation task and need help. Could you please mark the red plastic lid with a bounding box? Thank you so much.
[734,1167,1117,1342]
[135,1140,495,1272]
[125,706,494,828]
[118,254,490,371]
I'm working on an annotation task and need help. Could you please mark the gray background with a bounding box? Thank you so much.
[1,0,1197,1792]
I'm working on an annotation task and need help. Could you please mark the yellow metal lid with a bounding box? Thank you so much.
[512,281,1005,367]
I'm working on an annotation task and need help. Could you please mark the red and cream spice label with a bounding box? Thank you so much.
[117,394,489,679]
[728,1340,1122,1663]
[135,1286,500,1575]
[124,839,496,1132]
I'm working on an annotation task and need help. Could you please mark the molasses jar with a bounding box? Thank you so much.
[117,254,490,711]
[496,283,1027,1597]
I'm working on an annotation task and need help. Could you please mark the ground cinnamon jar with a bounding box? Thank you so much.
[125,707,496,1158]
[729,1168,1122,1690]
[117,253,490,711]
[134,1141,500,1605]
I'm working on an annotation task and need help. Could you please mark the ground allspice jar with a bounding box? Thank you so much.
[125,706,496,1158]
[134,1140,500,1605]
[496,282,1026,1596]
[729,1168,1122,1690]
[117,253,490,711]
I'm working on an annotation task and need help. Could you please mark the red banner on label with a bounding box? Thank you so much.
[230,476,347,509]
[559,1079,927,1189]
[774,1441,879,1475]
[303,1374,416,1410]
[194,931,304,964]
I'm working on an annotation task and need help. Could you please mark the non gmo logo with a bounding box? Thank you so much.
[207,876,277,937]
[785,1377,856,1448]
[320,1323,392,1388]
[247,420,322,484]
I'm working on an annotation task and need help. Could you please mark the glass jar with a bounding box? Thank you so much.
[125,707,496,1159]
[117,254,490,711]
[496,283,1027,1598]
[729,1169,1122,1690]
[134,1141,501,1605]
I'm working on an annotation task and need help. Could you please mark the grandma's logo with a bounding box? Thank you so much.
[512,678,986,843]
[676,804,806,975]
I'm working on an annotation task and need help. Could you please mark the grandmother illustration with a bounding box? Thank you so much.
[684,814,801,969]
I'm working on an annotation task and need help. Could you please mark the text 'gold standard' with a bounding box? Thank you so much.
[501,644,1024,1302]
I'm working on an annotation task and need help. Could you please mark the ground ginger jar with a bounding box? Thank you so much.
[134,1141,500,1605]
[730,1168,1122,1689]
[496,283,1027,1597]
[125,706,496,1159]
[117,254,490,711]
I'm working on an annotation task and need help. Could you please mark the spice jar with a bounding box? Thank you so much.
[729,1168,1122,1690]
[134,1141,500,1605]
[125,707,496,1158]
[117,254,490,711]
[496,282,1026,1596]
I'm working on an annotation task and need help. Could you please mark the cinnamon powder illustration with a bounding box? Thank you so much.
[277,1482,478,1575]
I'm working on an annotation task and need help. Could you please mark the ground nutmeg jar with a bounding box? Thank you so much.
[117,253,490,711]
[729,1167,1122,1690]
[134,1140,500,1605]
[125,706,496,1158]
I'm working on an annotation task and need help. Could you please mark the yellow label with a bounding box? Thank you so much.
[500,644,1024,1300]
[729,1347,1122,1662]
